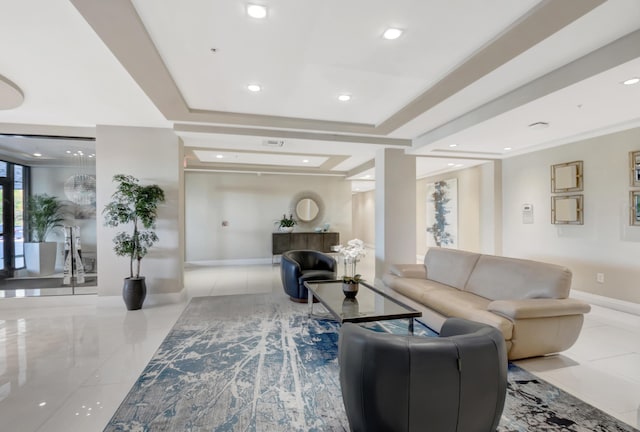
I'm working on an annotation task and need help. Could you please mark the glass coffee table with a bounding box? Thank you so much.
[304,280,422,334]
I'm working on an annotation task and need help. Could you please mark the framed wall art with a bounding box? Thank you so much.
[630,191,640,226]
[629,151,640,187]
[551,195,583,225]
[551,161,583,193]
[426,178,458,248]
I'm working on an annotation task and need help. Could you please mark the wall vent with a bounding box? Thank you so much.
[262,139,285,147]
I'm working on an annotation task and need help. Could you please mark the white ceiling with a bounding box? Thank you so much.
[0,0,639,190]
[0,134,96,166]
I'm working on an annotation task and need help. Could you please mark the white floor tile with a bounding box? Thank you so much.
[590,352,640,384]
[619,409,640,430]
[536,363,640,415]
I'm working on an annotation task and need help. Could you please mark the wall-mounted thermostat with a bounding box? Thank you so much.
[522,203,533,224]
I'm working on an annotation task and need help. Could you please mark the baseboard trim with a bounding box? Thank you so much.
[97,291,187,307]
[571,290,640,316]
[186,258,273,267]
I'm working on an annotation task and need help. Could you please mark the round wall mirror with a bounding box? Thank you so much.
[296,198,319,222]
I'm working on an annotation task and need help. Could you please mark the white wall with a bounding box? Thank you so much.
[31,166,97,270]
[185,172,352,261]
[96,126,184,299]
[351,190,375,247]
[502,126,640,304]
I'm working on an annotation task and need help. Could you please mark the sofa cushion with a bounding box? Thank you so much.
[383,275,452,302]
[424,248,480,289]
[389,263,427,279]
[420,290,513,340]
[464,255,572,301]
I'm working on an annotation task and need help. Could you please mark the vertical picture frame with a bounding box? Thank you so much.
[551,161,583,193]
[630,151,640,187]
[551,195,584,225]
[630,191,640,226]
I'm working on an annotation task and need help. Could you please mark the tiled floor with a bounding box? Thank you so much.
[0,254,639,431]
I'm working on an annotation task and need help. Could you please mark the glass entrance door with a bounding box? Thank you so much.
[0,162,25,279]
[0,180,10,278]
[0,183,4,274]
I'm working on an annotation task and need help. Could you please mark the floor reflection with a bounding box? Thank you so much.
[0,274,98,296]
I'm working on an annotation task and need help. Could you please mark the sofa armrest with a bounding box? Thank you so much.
[488,298,591,319]
[388,263,426,279]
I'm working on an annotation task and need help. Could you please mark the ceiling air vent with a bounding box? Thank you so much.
[262,139,285,147]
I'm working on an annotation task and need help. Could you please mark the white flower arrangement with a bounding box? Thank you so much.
[335,238,366,284]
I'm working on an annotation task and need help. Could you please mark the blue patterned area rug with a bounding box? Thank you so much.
[105,294,638,432]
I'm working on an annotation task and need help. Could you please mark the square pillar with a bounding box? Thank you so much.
[375,148,416,279]
[96,125,184,303]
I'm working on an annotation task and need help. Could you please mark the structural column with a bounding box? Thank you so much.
[479,160,503,255]
[96,125,185,303]
[374,148,416,279]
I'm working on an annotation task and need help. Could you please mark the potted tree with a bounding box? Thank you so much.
[103,174,165,310]
[24,194,66,276]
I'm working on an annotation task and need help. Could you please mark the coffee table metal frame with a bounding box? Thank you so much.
[305,279,422,334]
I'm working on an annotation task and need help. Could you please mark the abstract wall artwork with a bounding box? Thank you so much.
[426,178,458,248]
[629,152,640,226]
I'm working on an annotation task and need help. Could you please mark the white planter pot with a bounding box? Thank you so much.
[24,242,58,276]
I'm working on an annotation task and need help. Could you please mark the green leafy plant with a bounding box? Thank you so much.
[103,174,165,279]
[342,274,362,284]
[27,194,66,242]
[279,213,297,228]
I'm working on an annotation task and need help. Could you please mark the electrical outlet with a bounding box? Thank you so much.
[596,273,605,284]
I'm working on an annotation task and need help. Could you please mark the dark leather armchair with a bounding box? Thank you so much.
[280,250,337,302]
[338,318,508,432]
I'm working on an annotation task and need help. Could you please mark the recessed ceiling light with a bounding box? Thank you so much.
[247,84,261,92]
[623,77,640,85]
[66,150,71,154]
[246,4,267,19]
[216,154,224,159]
[382,28,403,40]
[338,94,351,102]
[448,144,457,148]
[504,147,512,151]
[302,159,309,163]
[33,152,42,157]
[447,163,455,167]
[528,121,549,130]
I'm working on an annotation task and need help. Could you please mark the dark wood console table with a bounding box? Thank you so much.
[272,232,340,262]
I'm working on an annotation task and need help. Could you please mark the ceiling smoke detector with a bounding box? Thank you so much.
[262,139,285,147]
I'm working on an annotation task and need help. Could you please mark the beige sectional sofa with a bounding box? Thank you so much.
[382,247,591,360]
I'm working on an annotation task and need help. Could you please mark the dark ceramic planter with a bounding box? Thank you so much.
[123,277,147,310]
[342,282,359,299]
